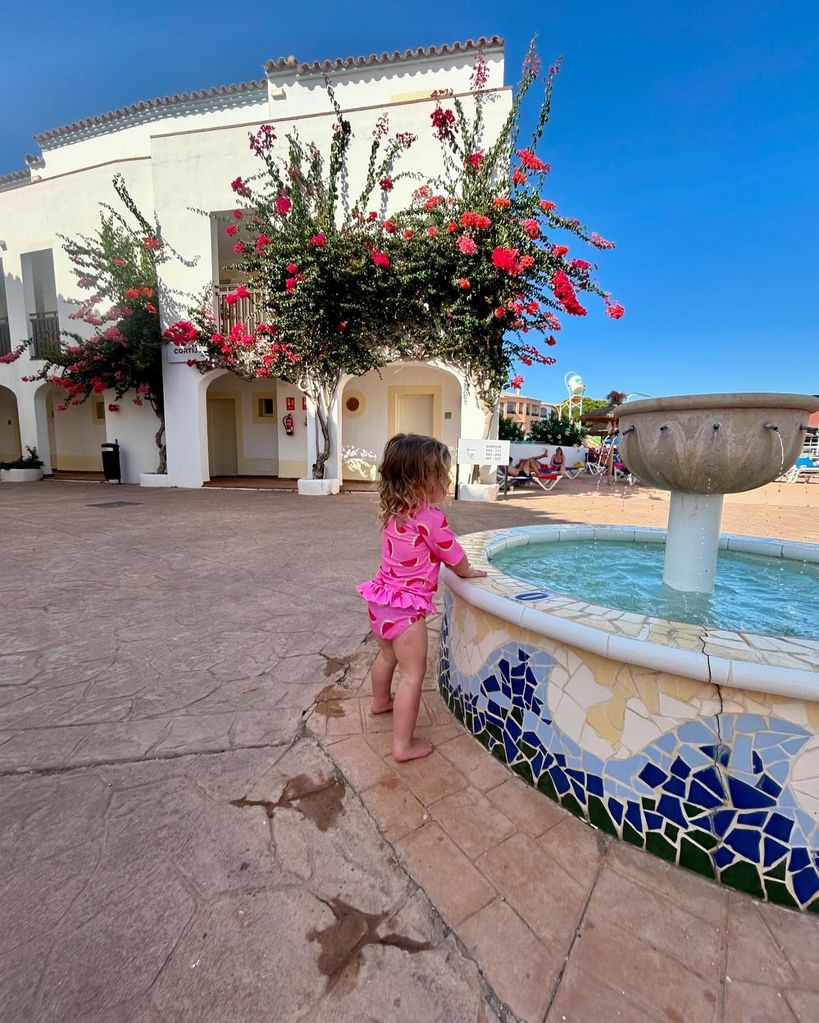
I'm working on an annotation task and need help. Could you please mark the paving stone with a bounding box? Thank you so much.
[432,786,516,859]
[395,751,468,805]
[485,776,567,837]
[756,900,819,991]
[396,822,494,926]
[360,775,429,841]
[537,814,608,890]
[785,988,819,1022]
[458,898,551,1022]
[438,732,513,791]
[545,959,657,1022]
[328,735,396,791]
[723,979,796,1023]
[725,893,796,987]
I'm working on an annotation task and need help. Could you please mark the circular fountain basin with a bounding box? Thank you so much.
[439,525,819,911]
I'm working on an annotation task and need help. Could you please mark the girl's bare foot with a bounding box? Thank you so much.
[370,697,394,715]
[393,737,434,762]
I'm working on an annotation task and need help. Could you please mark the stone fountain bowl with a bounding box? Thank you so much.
[618,393,819,494]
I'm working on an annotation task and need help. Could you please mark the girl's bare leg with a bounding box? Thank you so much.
[391,618,433,761]
[371,638,397,714]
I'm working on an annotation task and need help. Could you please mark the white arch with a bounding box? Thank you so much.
[0,383,22,463]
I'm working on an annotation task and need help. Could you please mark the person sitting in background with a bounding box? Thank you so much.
[549,447,567,476]
[514,450,549,475]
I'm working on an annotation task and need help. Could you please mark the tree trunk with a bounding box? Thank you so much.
[311,386,332,480]
[153,409,167,475]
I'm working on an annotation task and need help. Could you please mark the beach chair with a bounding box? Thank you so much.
[781,457,819,483]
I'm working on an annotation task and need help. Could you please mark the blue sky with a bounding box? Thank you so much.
[2,0,817,403]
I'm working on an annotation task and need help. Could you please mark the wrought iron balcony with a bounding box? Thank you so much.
[0,318,10,357]
[29,311,61,359]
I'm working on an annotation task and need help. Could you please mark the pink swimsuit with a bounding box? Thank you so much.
[358,505,466,641]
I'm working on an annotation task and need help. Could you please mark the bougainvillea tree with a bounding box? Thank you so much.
[379,44,625,438]
[21,175,170,472]
[171,91,415,479]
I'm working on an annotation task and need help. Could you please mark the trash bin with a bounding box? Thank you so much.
[101,441,121,483]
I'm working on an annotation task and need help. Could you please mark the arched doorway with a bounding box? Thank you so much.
[341,362,463,480]
[203,372,306,483]
[35,385,105,476]
[0,385,22,463]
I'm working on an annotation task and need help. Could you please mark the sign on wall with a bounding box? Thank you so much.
[286,396,296,411]
[457,438,510,466]
[167,343,205,363]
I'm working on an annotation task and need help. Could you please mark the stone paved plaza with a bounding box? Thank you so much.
[1,479,818,1022]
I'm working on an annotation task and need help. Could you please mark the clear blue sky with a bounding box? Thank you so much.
[2,0,817,403]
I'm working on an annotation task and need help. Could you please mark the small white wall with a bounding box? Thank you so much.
[49,393,105,470]
[276,379,307,478]
[510,442,587,469]
[105,392,164,481]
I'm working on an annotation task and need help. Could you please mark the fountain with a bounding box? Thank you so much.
[439,393,819,910]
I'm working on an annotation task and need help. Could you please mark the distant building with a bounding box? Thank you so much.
[500,391,558,435]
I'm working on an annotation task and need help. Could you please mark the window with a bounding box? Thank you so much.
[506,402,516,415]
[258,397,275,418]
[252,393,278,423]
[94,401,106,423]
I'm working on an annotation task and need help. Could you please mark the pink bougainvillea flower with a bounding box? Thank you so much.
[231,176,251,197]
[539,199,557,212]
[286,263,298,274]
[446,221,459,234]
[403,229,414,239]
[379,176,393,191]
[492,246,522,275]
[458,236,478,255]
[510,375,524,390]
[590,232,616,249]
[552,270,587,316]
[274,196,291,215]
[285,278,297,292]
[336,322,348,331]
[384,220,396,234]
[235,285,250,299]
[108,403,120,413]
[516,148,550,173]
[458,278,471,289]
[512,169,527,186]
[113,258,126,267]
[124,287,141,299]
[571,258,592,270]
[232,209,244,220]
[521,219,540,239]
[225,224,238,236]
[367,211,378,221]
[233,242,245,254]
[546,335,557,346]
[519,254,535,270]
[552,244,569,257]
[465,151,484,171]
[424,195,445,211]
[256,234,271,250]
[494,307,506,318]
[461,212,491,229]
[310,233,326,247]
[224,293,238,306]
[146,303,157,314]
[493,196,511,209]
[606,301,625,319]
[371,250,390,268]
[142,237,161,250]
[427,226,439,238]
[430,106,457,142]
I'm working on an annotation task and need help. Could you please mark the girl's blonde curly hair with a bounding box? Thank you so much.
[377,433,452,525]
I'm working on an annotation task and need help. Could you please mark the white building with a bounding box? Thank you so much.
[0,37,510,486]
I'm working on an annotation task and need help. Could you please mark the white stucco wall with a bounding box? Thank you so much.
[48,393,105,471]
[0,387,21,461]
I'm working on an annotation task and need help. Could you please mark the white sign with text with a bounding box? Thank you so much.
[167,344,205,363]
[457,438,510,466]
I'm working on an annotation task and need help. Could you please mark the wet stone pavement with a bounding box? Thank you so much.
[1,482,818,1022]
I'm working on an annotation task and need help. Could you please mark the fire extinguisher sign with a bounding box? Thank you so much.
[286,396,295,411]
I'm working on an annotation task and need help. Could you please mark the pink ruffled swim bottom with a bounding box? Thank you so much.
[366,602,426,642]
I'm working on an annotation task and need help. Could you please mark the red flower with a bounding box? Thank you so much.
[231,176,252,197]
[458,236,477,255]
[431,107,457,142]
[571,258,592,270]
[525,301,540,314]
[256,234,271,250]
[372,250,390,268]
[403,229,414,239]
[275,196,291,215]
[142,237,161,250]
[113,258,125,267]
[553,244,569,257]
[458,278,471,289]
[492,246,522,275]
[424,195,445,211]
[232,209,244,220]
[446,221,459,234]
[512,169,527,186]
[521,219,540,239]
[427,226,439,238]
[286,263,298,274]
[108,403,120,413]
[540,200,556,213]
[461,212,492,229]
[519,255,535,270]
[224,293,238,306]
[336,322,348,331]
[225,224,237,236]
[546,335,557,345]
[516,149,550,173]
[552,270,587,316]
[124,287,141,299]
[233,242,245,254]
[384,220,396,234]
[146,303,156,314]
[367,211,378,221]
[235,285,250,299]
[285,278,297,292]
[510,375,524,390]
[493,196,511,208]
[590,233,616,249]
[379,176,394,191]
[310,234,326,247]
[606,301,625,319]
[466,151,484,171]
[494,307,506,318]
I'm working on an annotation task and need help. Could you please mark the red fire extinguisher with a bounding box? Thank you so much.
[282,413,295,436]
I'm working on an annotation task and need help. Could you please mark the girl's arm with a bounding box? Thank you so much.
[450,555,487,579]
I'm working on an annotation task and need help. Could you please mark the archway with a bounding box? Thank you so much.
[202,371,307,483]
[0,385,22,463]
[340,361,463,481]
[34,384,105,476]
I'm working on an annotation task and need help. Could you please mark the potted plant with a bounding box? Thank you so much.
[0,447,44,482]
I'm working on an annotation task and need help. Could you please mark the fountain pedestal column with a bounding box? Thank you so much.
[663,491,724,594]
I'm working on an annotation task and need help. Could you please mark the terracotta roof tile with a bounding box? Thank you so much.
[0,167,31,188]
[265,35,504,75]
[33,79,267,146]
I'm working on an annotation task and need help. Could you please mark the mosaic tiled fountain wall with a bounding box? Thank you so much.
[439,528,819,912]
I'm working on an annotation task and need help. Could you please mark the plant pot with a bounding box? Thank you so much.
[297,477,341,496]
[458,483,499,502]
[0,468,43,482]
[139,473,172,488]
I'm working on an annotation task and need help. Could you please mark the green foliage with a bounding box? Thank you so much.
[1,446,43,470]
[528,412,587,445]
[498,415,526,441]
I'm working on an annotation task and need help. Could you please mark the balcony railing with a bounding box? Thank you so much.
[0,319,10,357]
[214,284,266,335]
[29,311,61,359]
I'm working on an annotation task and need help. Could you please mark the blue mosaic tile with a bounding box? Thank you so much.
[639,764,667,789]
[728,777,778,810]
[763,837,788,868]
[714,846,735,869]
[725,828,761,863]
[793,867,819,904]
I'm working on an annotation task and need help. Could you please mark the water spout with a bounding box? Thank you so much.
[763,422,779,431]
[622,425,635,435]
[712,422,721,431]
[660,424,669,432]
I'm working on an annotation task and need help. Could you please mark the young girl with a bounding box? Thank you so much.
[358,434,486,762]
